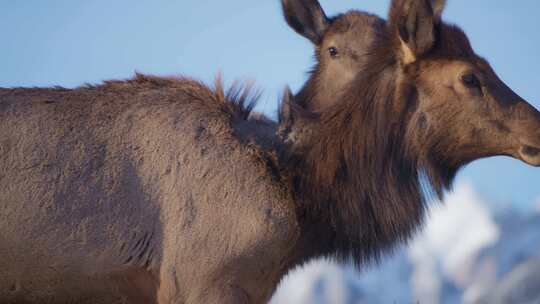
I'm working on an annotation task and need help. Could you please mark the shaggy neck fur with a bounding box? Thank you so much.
[295,60,324,111]
[286,38,459,267]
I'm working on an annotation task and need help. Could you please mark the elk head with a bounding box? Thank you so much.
[281,0,385,111]
[386,0,540,187]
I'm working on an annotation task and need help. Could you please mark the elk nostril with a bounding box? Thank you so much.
[522,145,540,157]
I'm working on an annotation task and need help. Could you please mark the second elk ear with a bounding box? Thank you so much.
[388,0,446,64]
[281,0,329,45]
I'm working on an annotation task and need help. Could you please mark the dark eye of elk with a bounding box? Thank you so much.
[461,73,481,89]
[328,47,339,58]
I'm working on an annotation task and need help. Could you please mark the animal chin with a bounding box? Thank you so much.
[518,145,540,167]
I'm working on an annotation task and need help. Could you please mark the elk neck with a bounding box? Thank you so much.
[282,44,457,268]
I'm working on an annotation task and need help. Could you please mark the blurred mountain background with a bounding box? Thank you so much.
[272,183,540,304]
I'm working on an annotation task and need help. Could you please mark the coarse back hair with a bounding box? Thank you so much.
[80,73,262,123]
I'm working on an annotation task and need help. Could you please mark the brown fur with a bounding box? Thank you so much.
[0,75,295,303]
[1,1,540,303]
[283,6,386,112]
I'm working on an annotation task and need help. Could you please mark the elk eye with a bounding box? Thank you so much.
[461,73,481,88]
[328,47,339,58]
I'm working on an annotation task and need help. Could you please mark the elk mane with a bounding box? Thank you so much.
[282,33,460,267]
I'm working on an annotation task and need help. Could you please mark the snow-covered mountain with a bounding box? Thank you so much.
[271,183,540,304]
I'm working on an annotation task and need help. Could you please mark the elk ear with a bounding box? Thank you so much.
[279,87,296,131]
[281,0,329,44]
[278,87,318,146]
[431,0,446,19]
[389,0,445,65]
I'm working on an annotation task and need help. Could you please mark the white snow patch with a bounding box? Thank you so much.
[408,182,500,304]
[271,260,348,304]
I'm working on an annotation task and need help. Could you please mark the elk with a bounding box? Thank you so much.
[281,0,385,112]
[1,0,539,304]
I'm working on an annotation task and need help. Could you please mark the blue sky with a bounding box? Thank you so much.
[1,0,539,210]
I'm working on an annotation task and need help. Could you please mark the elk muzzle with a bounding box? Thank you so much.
[514,102,540,167]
